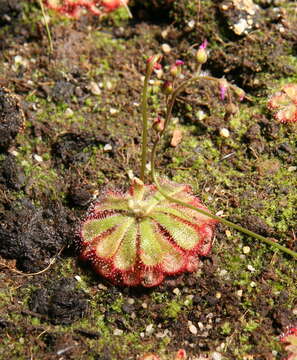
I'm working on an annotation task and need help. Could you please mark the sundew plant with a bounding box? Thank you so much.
[78,42,297,287]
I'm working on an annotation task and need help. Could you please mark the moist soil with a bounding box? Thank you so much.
[0,1,296,359]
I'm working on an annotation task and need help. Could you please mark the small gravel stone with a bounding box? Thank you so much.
[219,269,228,277]
[219,128,230,138]
[33,154,43,162]
[141,302,148,309]
[247,264,256,272]
[113,328,123,336]
[161,43,171,54]
[173,288,181,296]
[211,352,222,360]
[65,108,74,117]
[103,144,112,152]
[89,81,101,95]
[188,323,198,335]
[145,324,154,335]
[109,108,118,115]
[215,292,222,299]
[242,246,250,254]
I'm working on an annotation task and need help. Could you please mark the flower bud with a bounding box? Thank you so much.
[196,40,208,64]
[219,78,228,100]
[146,54,162,70]
[233,86,245,101]
[170,60,184,77]
[162,80,173,95]
[153,116,165,132]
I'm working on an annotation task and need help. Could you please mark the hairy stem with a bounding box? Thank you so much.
[140,55,160,181]
[149,69,297,260]
[37,0,53,54]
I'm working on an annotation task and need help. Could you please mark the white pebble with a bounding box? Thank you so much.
[33,154,43,162]
[188,323,198,335]
[187,19,195,29]
[173,288,181,296]
[219,128,230,138]
[103,144,112,152]
[247,265,256,272]
[106,81,113,90]
[89,81,101,96]
[211,352,222,360]
[219,269,228,277]
[141,302,148,309]
[237,290,243,297]
[113,329,123,336]
[161,43,171,54]
[65,108,74,117]
[145,324,154,335]
[243,246,250,254]
[109,108,118,115]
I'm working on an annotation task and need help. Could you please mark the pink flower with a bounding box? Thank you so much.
[199,39,208,50]
[175,60,185,66]
[219,78,228,101]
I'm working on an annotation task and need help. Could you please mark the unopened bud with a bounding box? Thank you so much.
[170,65,179,77]
[196,40,208,64]
[233,86,245,101]
[162,81,173,95]
[219,78,228,100]
[170,60,184,77]
[146,54,162,70]
[196,48,207,64]
[153,116,165,132]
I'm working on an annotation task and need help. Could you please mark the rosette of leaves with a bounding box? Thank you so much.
[79,178,217,287]
[268,83,297,123]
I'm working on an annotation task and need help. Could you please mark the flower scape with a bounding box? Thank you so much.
[79,177,217,287]
[78,45,297,288]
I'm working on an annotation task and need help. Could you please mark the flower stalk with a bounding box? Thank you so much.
[140,48,297,260]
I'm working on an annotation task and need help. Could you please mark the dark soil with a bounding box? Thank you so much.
[0,1,296,359]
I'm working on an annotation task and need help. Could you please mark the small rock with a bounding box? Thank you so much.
[103,144,112,152]
[89,81,101,96]
[65,108,74,117]
[219,128,230,138]
[188,323,198,335]
[109,108,118,115]
[161,43,171,54]
[33,154,43,162]
[211,352,222,360]
[171,129,182,147]
[145,324,154,335]
[113,329,123,336]
[247,264,256,272]
[242,246,250,254]
[173,288,181,296]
